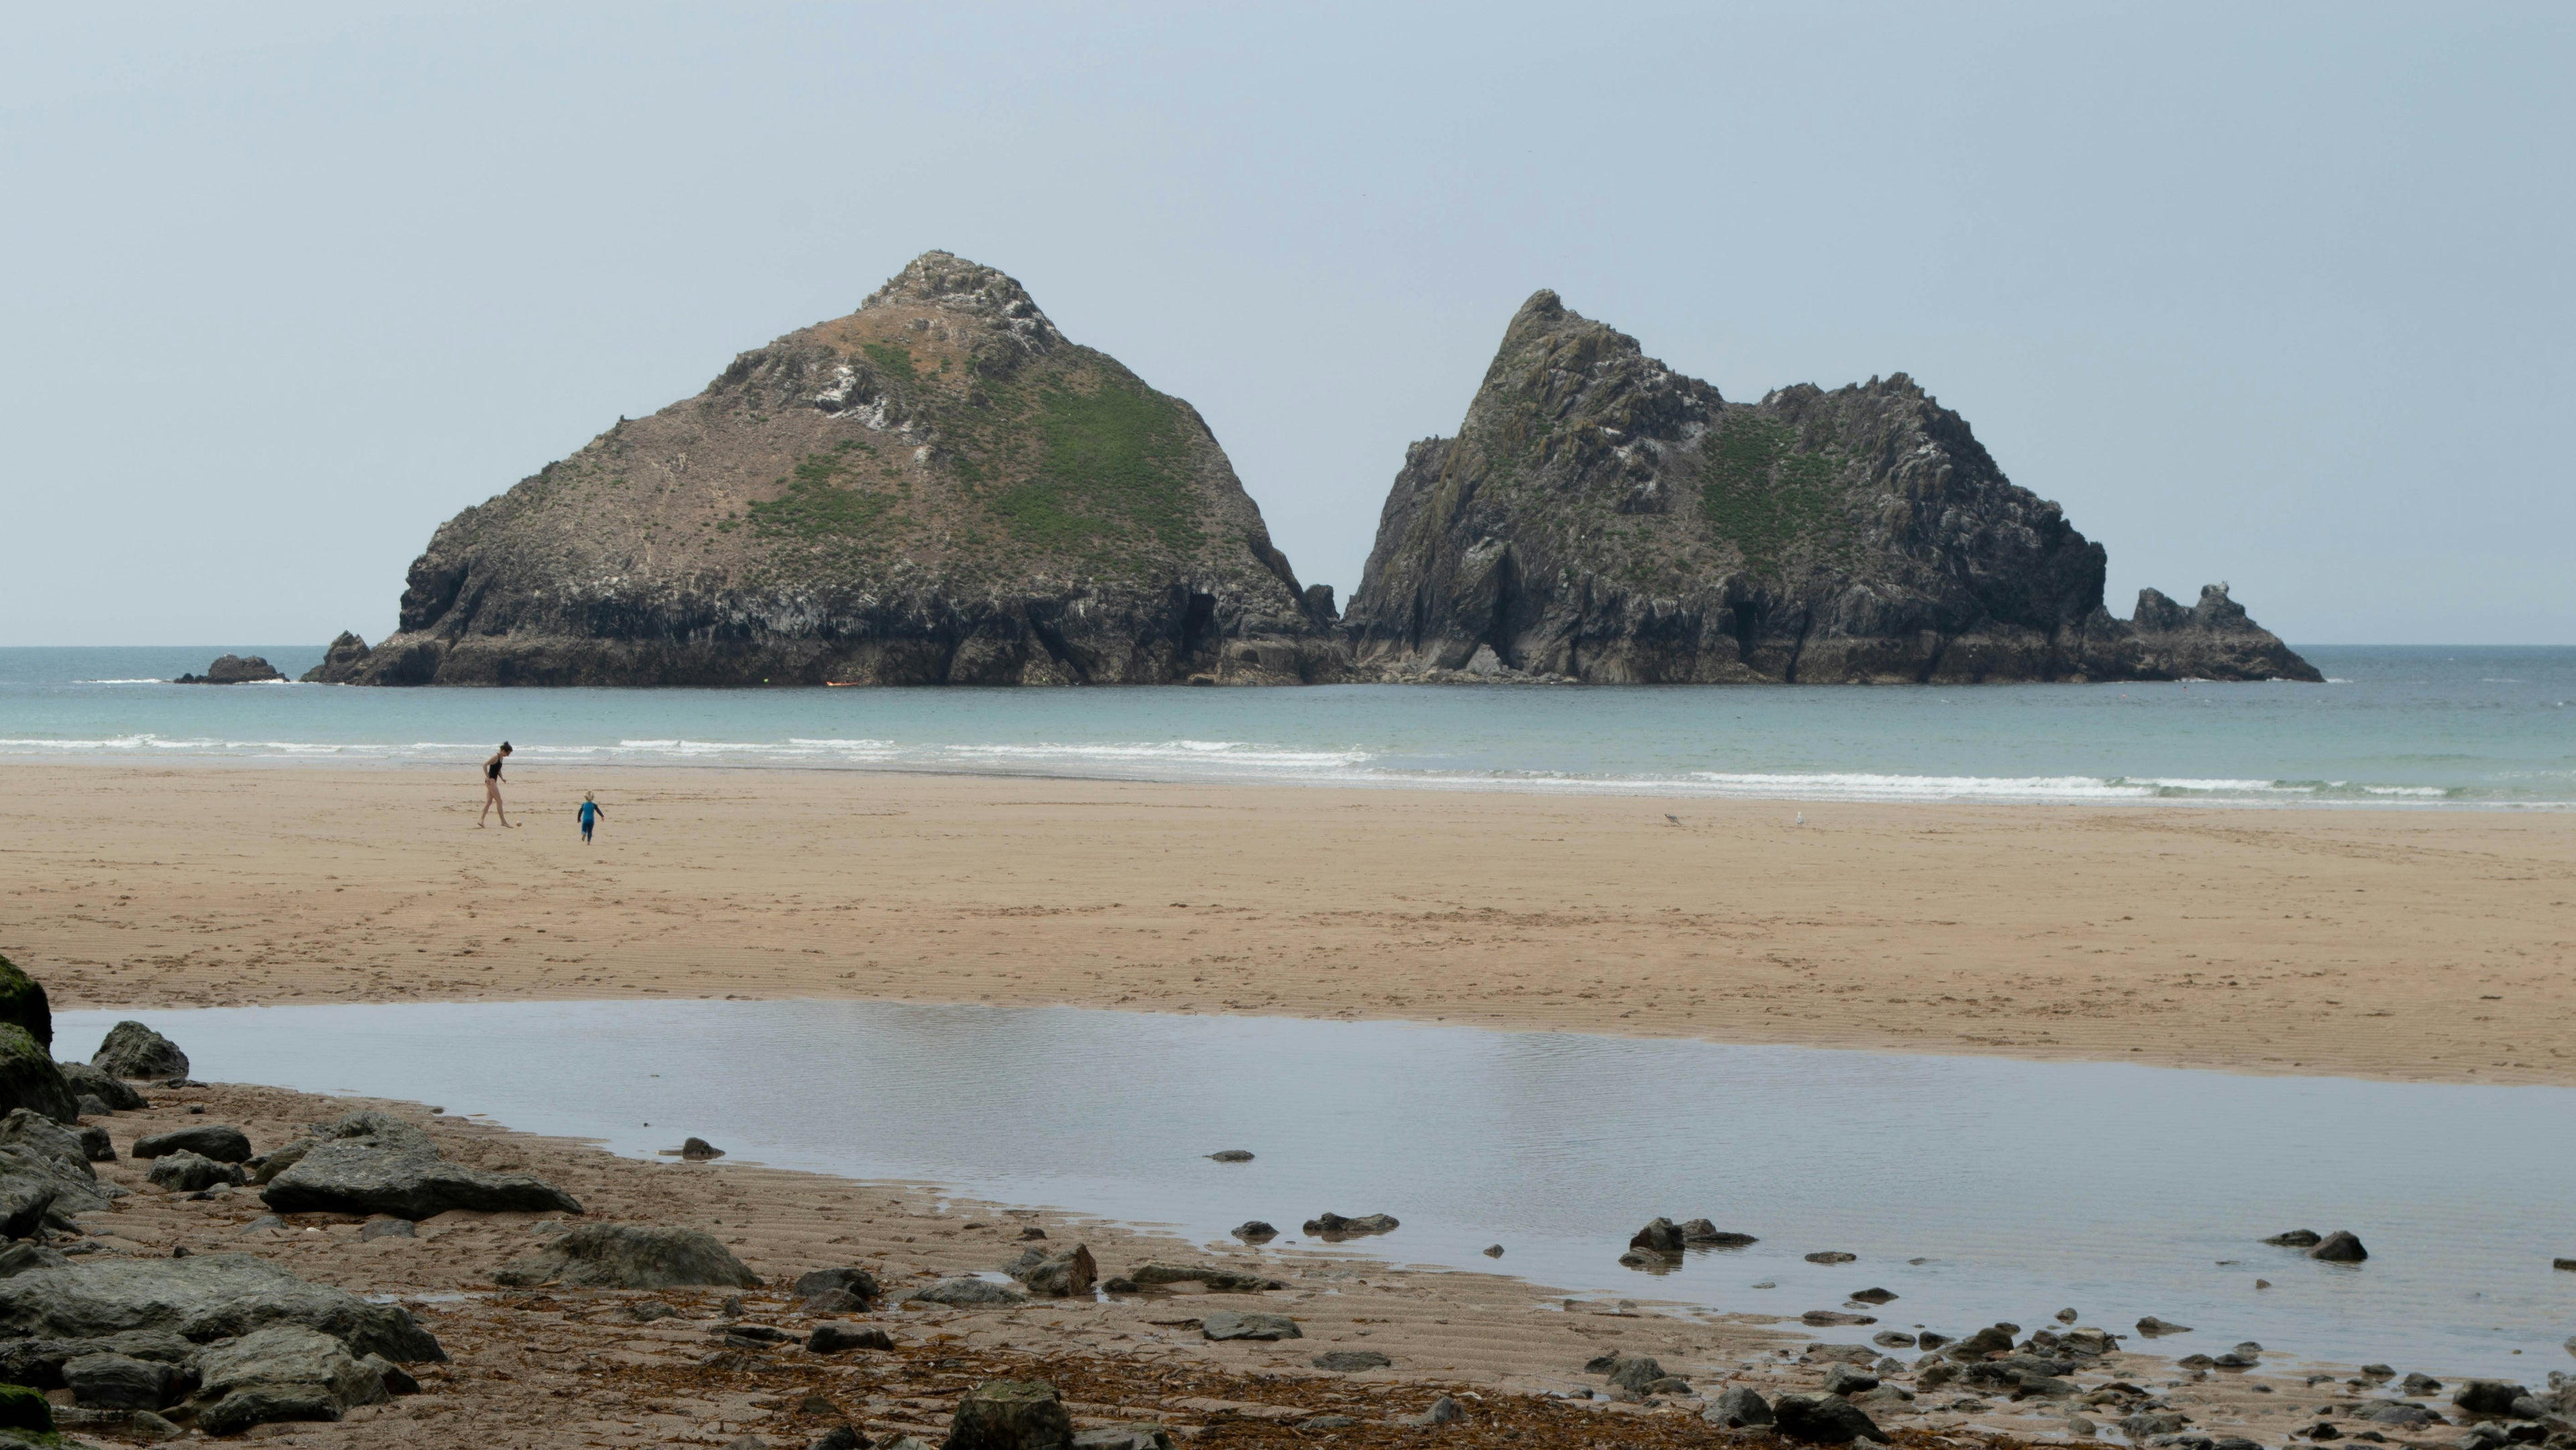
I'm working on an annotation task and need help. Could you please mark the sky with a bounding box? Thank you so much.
[3,2,2570,646]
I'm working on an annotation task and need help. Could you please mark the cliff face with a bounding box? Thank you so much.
[1343,291,2320,684]
[317,252,1340,686]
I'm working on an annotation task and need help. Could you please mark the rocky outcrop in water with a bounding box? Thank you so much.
[1343,291,2320,684]
[311,252,1342,687]
[174,655,286,684]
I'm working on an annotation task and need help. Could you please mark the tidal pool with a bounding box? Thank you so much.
[57,1000,2576,1379]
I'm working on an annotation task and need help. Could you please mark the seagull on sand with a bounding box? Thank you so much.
[1664,813,1680,825]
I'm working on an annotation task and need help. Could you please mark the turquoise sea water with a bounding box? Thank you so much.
[3,645,2572,805]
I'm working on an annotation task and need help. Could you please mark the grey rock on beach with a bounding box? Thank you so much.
[56,1062,145,1112]
[262,1110,582,1219]
[0,1028,77,1126]
[192,1323,397,1434]
[146,1149,244,1193]
[1706,1386,1775,1428]
[495,1224,758,1290]
[0,1253,445,1362]
[1200,1310,1299,1341]
[1311,1349,1391,1371]
[1002,1243,1096,1297]
[1772,1391,1890,1444]
[1125,1263,1286,1293]
[91,1022,189,1081]
[946,1379,1075,1450]
[909,1278,1028,1308]
[133,1124,253,1163]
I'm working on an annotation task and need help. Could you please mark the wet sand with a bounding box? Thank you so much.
[63,1081,2345,1449]
[5,764,2571,1086]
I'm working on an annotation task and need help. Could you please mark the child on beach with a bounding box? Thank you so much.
[578,792,605,843]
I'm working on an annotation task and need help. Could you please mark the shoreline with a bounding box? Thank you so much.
[6,764,2572,1088]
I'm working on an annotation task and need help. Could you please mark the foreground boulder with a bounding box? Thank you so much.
[1707,1386,1775,1428]
[261,1110,581,1218]
[193,1324,397,1434]
[494,1223,757,1290]
[0,959,50,1052]
[62,1348,191,1410]
[0,1029,75,1126]
[134,1124,253,1163]
[91,1021,188,1081]
[0,1253,444,1361]
[947,1379,1074,1450]
[1344,291,2318,686]
[1002,1243,1096,1297]
[793,1267,881,1312]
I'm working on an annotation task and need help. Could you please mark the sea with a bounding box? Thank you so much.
[2,644,2571,807]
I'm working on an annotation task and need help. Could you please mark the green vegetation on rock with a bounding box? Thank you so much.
[859,341,917,384]
[0,1377,54,1433]
[1698,415,1844,574]
[747,445,892,542]
[0,956,46,1051]
[0,1024,78,1125]
[990,376,1201,554]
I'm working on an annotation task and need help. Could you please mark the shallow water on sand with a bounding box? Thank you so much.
[58,1000,2576,1379]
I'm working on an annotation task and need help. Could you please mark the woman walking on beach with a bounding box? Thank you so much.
[478,742,517,827]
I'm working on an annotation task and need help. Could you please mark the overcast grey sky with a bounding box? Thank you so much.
[5,2,2569,645]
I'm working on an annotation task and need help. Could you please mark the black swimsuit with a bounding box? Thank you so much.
[486,759,504,780]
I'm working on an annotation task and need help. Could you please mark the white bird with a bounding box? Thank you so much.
[1795,812,1805,826]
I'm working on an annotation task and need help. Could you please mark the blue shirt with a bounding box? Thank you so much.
[578,802,600,826]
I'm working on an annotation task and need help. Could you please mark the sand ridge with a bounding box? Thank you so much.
[2,764,2571,1085]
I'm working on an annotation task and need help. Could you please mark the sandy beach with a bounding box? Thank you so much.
[3,764,2570,1086]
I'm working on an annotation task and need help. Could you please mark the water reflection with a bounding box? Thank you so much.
[56,1000,2576,1378]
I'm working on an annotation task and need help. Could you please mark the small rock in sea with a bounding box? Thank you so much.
[2056,1306,2080,1323]
[2266,1229,2324,1247]
[2359,1363,2395,1379]
[1752,1280,1776,1289]
[1706,1386,1775,1428]
[2308,1229,2369,1262]
[2553,1257,2576,1272]
[133,1123,252,1162]
[1312,1349,1392,1372]
[1630,1217,1685,1252]
[1201,1310,1300,1341]
[1230,1221,1277,1243]
[1803,1310,1877,1327]
[1680,1219,1758,1246]
[1205,1149,1254,1163]
[680,1137,725,1161]
[173,654,286,685]
[2137,1315,2195,1336]
[1403,1396,1462,1427]
[1872,1331,1917,1348]
[1772,1390,1890,1444]
[1805,1250,1858,1264]
[1915,1331,1952,1351]
[2256,1278,2272,1289]
[1483,1243,1504,1257]
[1301,1212,1397,1237]
[91,1021,189,1081]
[806,1323,894,1354]
[2401,1372,2443,1394]
[2235,1341,2263,1353]
[1849,1287,1897,1304]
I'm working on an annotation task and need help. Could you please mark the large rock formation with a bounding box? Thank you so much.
[313,252,1342,686]
[1344,291,2319,684]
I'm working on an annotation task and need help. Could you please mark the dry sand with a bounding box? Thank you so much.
[3,764,2571,1086]
[55,1082,2343,1449]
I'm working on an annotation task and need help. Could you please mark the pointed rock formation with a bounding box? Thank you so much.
[326,252,1340,686]
[1344,291,2318,684]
